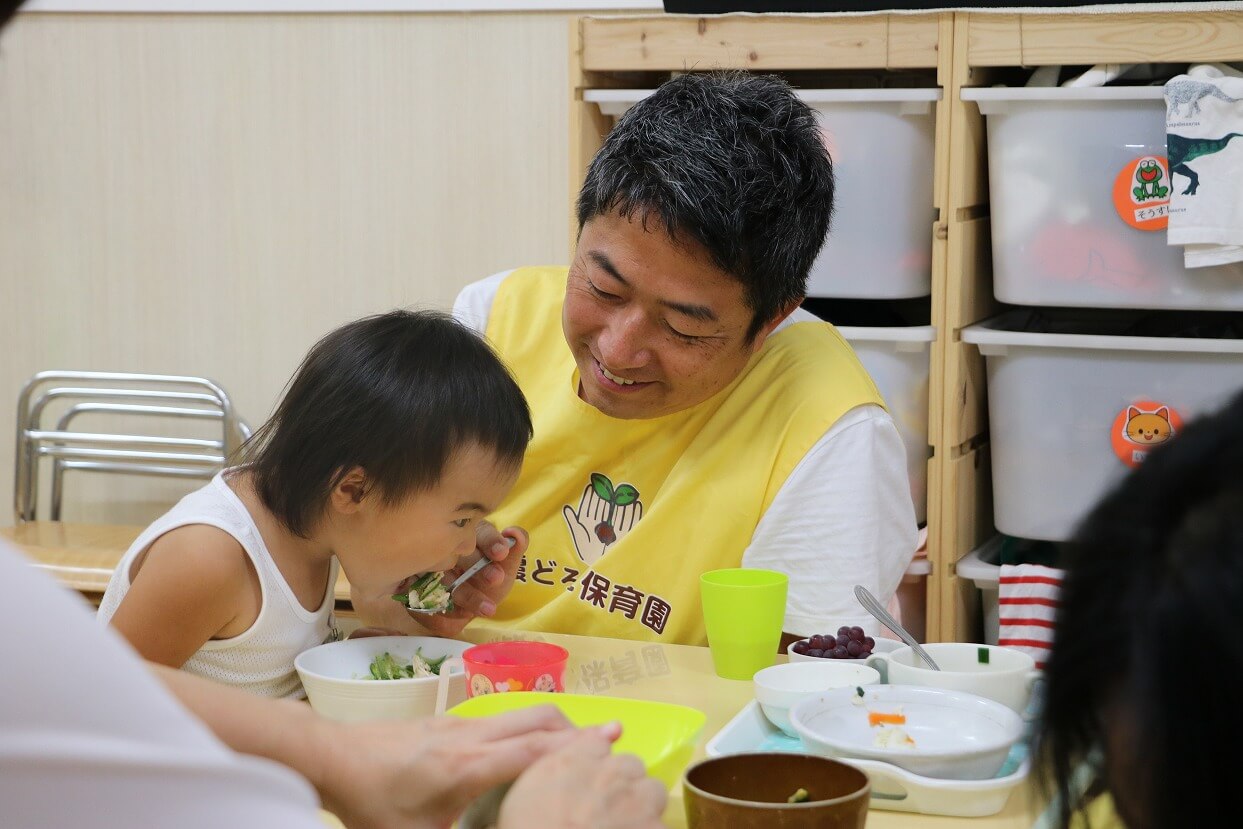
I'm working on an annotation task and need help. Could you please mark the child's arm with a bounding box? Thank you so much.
[107,525,256,667]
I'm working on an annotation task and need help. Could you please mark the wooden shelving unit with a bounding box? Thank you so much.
[570,8,1243,643]
[940,10,1243,643]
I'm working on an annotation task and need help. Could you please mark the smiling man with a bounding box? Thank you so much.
[454,72,917,646]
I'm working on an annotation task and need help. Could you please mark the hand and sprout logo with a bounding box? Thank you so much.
[561,473,644,565]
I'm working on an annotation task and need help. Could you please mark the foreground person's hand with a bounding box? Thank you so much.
[318,705,580,829]
[497,724,668,829]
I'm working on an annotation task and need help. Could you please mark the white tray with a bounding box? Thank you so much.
[705,701,1031,818]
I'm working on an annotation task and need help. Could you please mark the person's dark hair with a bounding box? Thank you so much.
[576,71,835,341]
[1038,388,1243,829]
[240,310,532,537]
[2,1,22,30]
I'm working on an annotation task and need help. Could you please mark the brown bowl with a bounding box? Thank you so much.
[683,752,869,828]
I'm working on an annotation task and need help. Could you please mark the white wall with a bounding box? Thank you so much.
[0,12,588,524]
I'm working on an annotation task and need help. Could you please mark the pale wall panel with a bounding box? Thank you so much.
[0,12,581,525]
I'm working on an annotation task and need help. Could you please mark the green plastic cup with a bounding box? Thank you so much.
[700,568,788,681]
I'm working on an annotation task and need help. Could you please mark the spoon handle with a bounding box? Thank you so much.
[446,537,516,593]
[854,584,941,671]
[447,555,494,593]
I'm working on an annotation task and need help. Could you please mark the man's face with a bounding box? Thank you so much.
[562,211,784,420]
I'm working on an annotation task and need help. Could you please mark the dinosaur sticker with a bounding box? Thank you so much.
[1112,156,1170,231]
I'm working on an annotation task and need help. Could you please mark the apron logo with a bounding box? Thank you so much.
[561,473,644,565]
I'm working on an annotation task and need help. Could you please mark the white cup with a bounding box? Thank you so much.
[866,643,1040,715]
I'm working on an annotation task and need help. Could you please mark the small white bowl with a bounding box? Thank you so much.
[295,635,470,722]
[790,684,1024,780]
[787,634,902,664]
[753,661,880,737]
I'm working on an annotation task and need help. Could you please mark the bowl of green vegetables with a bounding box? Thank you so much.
[295,635,471,722]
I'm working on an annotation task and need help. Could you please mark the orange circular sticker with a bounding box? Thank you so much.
[1111,401,1182,468]
[1113,156,1170,231]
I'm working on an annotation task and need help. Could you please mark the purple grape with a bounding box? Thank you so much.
[792,640,809,654]
[832,646,849,658]
[808,648,824,658]
[836,634,850,648]
[858,649,872,659]
[809,635,825,650]
[837,626,851,637]
[863,636,876,650]
[846,640,863,657]
[849,626,865,642]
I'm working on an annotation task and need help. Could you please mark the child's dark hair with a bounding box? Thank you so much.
[1038,388,1243,829]
[240,310,532,537]
[576,71,835,341]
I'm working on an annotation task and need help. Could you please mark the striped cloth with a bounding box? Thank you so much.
[998,563,1064,670]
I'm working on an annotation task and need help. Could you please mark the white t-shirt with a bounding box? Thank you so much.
[0,540,324,829]
[97,470,340,699]
[454,270,918,635]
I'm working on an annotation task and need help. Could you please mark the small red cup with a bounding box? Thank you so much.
[460,641,569,697]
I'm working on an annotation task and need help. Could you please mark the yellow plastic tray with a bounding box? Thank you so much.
[449,692,706,789]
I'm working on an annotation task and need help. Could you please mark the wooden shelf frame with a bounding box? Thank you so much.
[571,8,1243,643]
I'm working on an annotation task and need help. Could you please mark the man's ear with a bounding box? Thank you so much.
[330,467,370,514]
[748,298,803,351]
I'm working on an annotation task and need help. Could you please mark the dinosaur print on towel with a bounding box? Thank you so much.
[1166,80,1242,119]
[1167,133,1243,196]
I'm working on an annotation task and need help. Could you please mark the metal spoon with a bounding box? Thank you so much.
[854,584,941,670]
[405,537,514,615]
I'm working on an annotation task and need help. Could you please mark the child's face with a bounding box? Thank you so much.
[335,443,520,596]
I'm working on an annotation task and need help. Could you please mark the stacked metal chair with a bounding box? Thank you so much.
[13,371,251,523]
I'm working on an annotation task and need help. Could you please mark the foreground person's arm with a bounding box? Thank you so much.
[154,664,582,829]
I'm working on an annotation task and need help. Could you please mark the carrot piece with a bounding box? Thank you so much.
[868,711,906,727]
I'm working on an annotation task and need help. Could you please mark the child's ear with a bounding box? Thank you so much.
[331,467,370,513]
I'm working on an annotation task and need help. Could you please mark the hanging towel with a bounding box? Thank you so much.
[997,563,1064,670]
[1164,72,1243,268]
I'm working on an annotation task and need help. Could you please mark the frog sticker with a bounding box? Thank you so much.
[1112,156,1170,231]
[1132,158,1169,201]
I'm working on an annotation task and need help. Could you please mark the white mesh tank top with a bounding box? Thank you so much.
[97,470,340,699]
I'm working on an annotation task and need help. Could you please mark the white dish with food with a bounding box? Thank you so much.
[295,635,470,722]
[788,633,902,664]
[790,684,1024,780]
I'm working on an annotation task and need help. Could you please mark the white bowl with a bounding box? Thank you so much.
[295,636,470,722]
[753,661,880,737]
[787,634,902,664]
[866,642,1041,715]
[790,684,1024,780]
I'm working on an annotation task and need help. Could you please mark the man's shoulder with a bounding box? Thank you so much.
[741,313,883,415]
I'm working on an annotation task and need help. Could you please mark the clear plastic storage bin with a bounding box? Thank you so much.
[955,538,1002,646]
[962,87,1243,311]
[838,324,936,523]
[963,310,1243,541]
[586,88,940,299]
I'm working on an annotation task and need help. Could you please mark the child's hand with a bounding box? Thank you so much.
[407,522,528,637]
